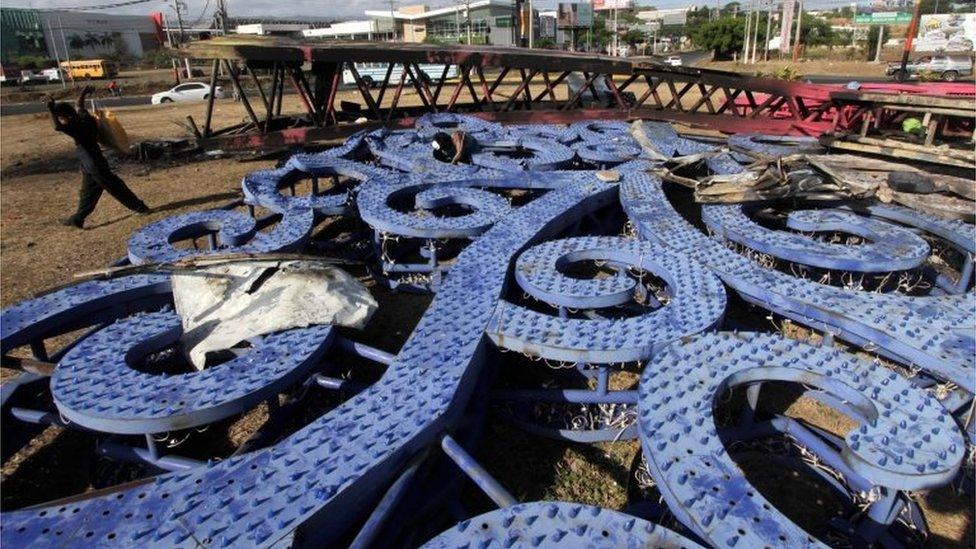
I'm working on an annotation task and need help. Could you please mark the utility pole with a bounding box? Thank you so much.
[742,0,752,63]
[612,6,618,55]
[791,0,802,62]
[390,0,397,41]
[58,16,75,87]
[850,1,857,48]
[47,20,66,88]
[752,0,762,65]
[173,0,186,43]
[216,0,229,34]
[897,0,923,81]
[465,0,472,45]
[163,13,181,84]
[528,0,533,48]
[875,25,884,62]
[763,6,772,61]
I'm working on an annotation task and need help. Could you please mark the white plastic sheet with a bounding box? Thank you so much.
[172,260,377,370]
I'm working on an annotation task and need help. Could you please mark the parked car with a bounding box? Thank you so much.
[41,68,64,82]
[151,82,226,104]
[19,70,43,83]
[886,55,973,81]
[341,62,458,87]
[664,55,683,67]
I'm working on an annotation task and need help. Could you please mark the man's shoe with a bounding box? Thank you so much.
[60,217,83,229]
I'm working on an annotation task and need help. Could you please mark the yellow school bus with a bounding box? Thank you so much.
[59,59,118,80]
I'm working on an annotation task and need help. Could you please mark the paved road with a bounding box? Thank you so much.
[1,95,151,116]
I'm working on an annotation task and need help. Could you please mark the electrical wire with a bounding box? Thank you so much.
[186,0,213,27]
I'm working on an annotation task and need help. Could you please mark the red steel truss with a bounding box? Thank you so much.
[183,37,975,151]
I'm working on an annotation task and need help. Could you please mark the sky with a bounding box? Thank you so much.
[7,0,686,21]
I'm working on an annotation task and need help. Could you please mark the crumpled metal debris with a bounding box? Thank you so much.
[676,151,974,222]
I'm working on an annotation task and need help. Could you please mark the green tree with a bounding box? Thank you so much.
[865,24,889,60]
[584,13,615,50]
[686,6,713,26]
[621,28,646,45]
[535,37,556,49]
[798,13,838,47]
[691,16,746,59]
[721,2,742,17]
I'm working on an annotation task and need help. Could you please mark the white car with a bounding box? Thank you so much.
[151,82,225,104]
[665,55,683,67]
[41,68,64,81]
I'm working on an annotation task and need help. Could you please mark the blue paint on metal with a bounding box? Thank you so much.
[569,120,632,143]
[621,173,976,393]
[365,128,487,177]
[503,123,575,143]
[574,140,643,166]
[2,114,972,547]
[0,150,616,547]
[357,177,512,239]
[637,332,965,547]
[728,133,822,157]
[441,434,517,507]
[0,275,172,355]
[704,152,747,174]
[638,121,706,157]
[487,233,726,363]
[702,206,932,272]
[471,137,575,171]
[127,209,313,265]
[414,112,503,139]
[51,310,333,434]
[422,501,704,548]
[242,155,391,216]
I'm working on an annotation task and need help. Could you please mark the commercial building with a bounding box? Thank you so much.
[363,1,523,46]
[234,23,310,37]
[1,7,162,64]
[303,20,392,41]
[637,7,692,27]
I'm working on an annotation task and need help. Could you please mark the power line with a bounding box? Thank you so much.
[186,0,212,27]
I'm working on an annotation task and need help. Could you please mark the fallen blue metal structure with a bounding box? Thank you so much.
[1,112,972,548]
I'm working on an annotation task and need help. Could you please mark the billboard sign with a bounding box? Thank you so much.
[539,15,556,38]
[577,3,593,26]
[853,12,911,24]
[914,13,976,51]
[593,0,633,10]
[779,0,795,53]
[558,3,593,28]
[661,12,687,26]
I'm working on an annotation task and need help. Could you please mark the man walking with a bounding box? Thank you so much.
[46,85,149,228]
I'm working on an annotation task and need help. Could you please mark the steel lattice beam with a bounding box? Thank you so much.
[184,38,974,151]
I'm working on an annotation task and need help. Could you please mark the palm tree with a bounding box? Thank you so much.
[83,32,99,49]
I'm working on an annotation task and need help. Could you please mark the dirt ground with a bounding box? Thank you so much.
[1,100,277,305]
[703,59,890,78]
[0,92,973,546]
